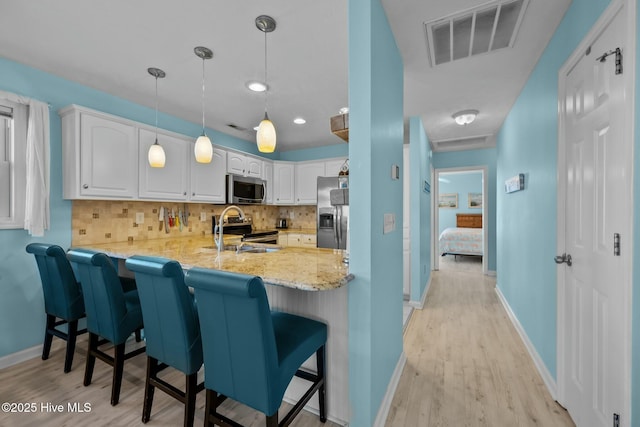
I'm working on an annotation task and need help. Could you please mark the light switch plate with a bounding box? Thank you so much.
[136,212,144,224]
[200,211,207,222]
[383,213,395,234]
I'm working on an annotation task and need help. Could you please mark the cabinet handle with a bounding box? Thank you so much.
[82,184,89,189]
[192,192,195,196]
[184,192,187,196]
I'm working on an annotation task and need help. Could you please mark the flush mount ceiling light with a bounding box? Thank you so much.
[453,109,478,125]
[293,117,306,125]
[147,67,166,168]
[194,46,214,163]
[246,81,268,92]
[255,15,277,153]
[339,107,349,115]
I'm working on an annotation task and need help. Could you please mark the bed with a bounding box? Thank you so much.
[439,213,483,257]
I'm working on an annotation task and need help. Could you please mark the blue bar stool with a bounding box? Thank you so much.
[185,268,327,427]
[26,243,87,373]
[67,248,145,406]
[125,255,204,427]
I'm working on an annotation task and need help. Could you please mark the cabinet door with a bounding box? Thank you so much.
[138,129,189,200]
[301,234,317,247]
[80,113,138,198]
[246,157,263,178]
[325,158,348,177]
[287,233,302,247]
[263,161,274,204]
[273,162,295,204]
[295,162,325,204]
[190,146,227,203]
[227,152,245,175]
[277,233,288,246]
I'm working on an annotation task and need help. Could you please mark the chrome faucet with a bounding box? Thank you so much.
[214,205,246,254]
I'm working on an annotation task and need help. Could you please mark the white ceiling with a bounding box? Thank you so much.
[0,0,571,153]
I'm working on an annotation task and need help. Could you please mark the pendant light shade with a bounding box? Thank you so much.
[255,15,277,153]
[147,67,166,168]
[257,112,276,153]
[194,46,214,164]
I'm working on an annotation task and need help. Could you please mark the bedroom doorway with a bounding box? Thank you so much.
[433,166,488,275]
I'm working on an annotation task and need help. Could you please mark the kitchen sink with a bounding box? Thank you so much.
[201,244,281,253]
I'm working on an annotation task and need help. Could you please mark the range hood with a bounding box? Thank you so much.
[330,113,349,142]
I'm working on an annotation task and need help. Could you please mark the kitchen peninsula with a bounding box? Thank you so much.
[75,235,352,425]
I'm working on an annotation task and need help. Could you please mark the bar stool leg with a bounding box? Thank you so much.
[64,320,79,373]
[42,314,56,360]
[111,343,126,406]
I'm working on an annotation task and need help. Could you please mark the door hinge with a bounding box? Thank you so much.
[597,47,622,74]
[613,413,620,427]
[614,233,621,256]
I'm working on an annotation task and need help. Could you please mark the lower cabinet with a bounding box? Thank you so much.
[282,233,317,248]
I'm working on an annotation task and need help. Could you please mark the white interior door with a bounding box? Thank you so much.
[403,144,411,297]
[559,4,631,426]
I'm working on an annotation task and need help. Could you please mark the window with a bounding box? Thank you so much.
[0,99,28,229]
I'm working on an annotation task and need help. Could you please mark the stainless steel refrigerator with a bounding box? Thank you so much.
[317,176,349,249]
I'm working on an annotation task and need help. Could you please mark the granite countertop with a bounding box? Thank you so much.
[76,235,352,292]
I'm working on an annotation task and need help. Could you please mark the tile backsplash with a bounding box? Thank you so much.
[71,200,317,245]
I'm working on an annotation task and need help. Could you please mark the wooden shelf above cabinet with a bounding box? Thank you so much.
[330,113,349,143]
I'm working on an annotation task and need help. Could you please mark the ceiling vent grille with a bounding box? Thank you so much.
[425,0,528,66]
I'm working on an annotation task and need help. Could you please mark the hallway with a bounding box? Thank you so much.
[386,262,575,426]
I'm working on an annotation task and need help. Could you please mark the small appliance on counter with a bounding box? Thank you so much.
[276,218,288,229]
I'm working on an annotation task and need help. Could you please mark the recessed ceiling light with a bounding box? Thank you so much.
[246,81,267,92]
[452,109,478,125]
[339,107,349,114]
[293,117,306,124]
[253,126,260,131]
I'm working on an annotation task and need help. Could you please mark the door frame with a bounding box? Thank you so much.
[556,0,635,419]
[432,165,489,275]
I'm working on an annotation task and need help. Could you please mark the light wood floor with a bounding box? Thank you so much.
[386,260,575,426]
[0,337,339,427]
[1,259,574,427]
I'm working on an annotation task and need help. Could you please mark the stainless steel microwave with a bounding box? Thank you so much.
[226,174,266,204]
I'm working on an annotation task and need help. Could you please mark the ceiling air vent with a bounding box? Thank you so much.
[425,0,528,66]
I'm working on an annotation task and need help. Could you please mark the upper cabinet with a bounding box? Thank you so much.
[273,162,295,205]
[61,106,138,199]
[227,151,262,178]
[295,161,325,204]
[138,128,189,200]
[324,158,348,177]
[190,147,227,203]
[263,160,274,204]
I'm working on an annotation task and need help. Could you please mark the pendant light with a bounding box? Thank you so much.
[194,46,214,163]
[147,67,166,168]
[255,15,277,153]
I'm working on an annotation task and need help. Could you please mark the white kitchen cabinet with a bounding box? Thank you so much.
[277,233,288,246]
[227,151,262,178]
[284,233,316,248]
[324,158,348,177]
[295,161,325,204]
[262,160,274,204]
[60,105,138,199]
[273,161,295,205]
[190,146,227,203]
[138,128,189,200]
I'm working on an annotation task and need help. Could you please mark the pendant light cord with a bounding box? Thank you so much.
[154,75,159,141]
[201,57,206,134]
[264,29,268,116]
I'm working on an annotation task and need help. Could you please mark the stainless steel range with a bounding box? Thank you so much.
[212,215,279,244]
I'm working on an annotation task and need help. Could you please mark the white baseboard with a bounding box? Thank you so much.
[0,344,42,370]
[494,285,557,400]
[409,275,431,309]
[373,351,407,427]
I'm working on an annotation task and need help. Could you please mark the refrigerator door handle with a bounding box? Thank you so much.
[333,206,340,248]
[336,206,342,247]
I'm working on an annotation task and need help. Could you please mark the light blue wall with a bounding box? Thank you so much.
[634,0,640,418]
[495,0,609,384]
[438,172,483,235]
[348,0,404,425]
[279,143,348,162]
[408,117,432,302]
[432,148,497,272]
[0,56,341,359]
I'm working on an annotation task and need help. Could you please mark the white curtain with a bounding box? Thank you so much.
[24,100,50,236]
[0,90,50,236]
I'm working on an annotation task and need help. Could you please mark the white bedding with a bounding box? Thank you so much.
[439,227,483,256]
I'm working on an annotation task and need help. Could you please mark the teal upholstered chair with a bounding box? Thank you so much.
[26,243,87,373]
[184,268,327,427]
[67,248,145,406]
[124,255,204,427]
